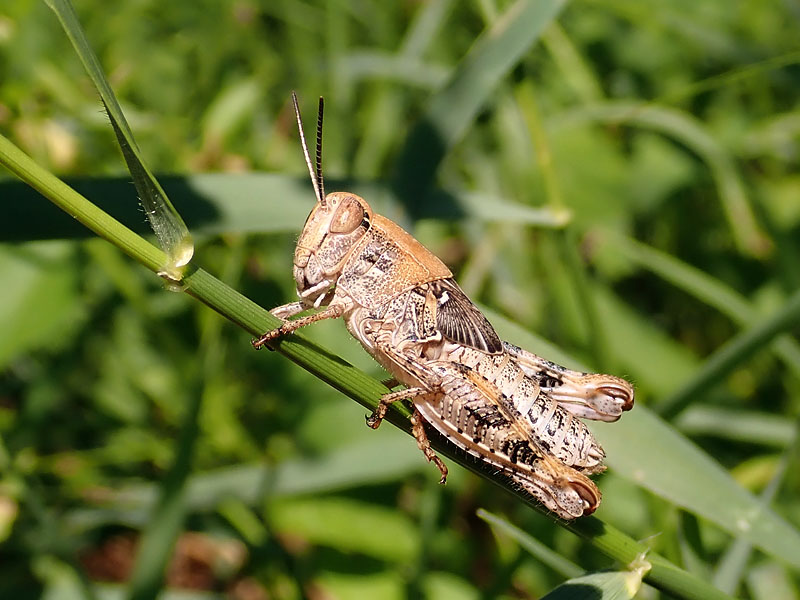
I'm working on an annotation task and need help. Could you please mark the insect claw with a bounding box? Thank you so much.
[433,457,448,484]
[251,327,283,350]
[251,336,269,350]
[365,413,382,429]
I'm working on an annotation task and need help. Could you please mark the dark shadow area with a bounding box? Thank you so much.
[391,117,460,222]
[0,175,220,242]
[540,582,602,599]
[1,168,478,243]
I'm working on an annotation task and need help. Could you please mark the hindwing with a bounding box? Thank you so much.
[429,278,503,354]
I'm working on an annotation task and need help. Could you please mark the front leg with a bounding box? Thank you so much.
[252,303,345,349]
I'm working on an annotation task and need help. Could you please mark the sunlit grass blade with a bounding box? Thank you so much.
[659,288,800,417]
[0,242,80,370]
[394,0,565,206]
[266,497,420,563]
[712,423,799,595]
[484,308,800,569]
[746,562,799,600]
[549,101,771,257]
[338,51,448,88]
[605,233,800,377]
[31,556,98,600]
[45,0,193,279]
[477,509,583,578]
[598,409,800,568]
[540,568,649,600]
[399,0,454,58]
[676,407,796,447]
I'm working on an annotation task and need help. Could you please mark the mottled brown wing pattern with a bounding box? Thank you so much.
[362,332,602,518]
[444,344,605,471]
[418,361,601,518]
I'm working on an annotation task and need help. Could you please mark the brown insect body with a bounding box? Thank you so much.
[346,279,608,469]
[415,361,602,519]
[255,94,634,519]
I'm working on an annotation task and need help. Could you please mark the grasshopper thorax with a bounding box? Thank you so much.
[292,191,374,307]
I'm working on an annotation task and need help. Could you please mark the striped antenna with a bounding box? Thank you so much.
[291,92,325,205]
[315,97,325,201]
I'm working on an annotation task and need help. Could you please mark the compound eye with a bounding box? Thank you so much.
[330,196,365,234]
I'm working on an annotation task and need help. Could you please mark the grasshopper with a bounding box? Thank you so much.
[254,94,634,519]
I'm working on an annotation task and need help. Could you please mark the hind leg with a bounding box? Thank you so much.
[410,407,448,484]
[366,386,426,429]
[365,386,449,484]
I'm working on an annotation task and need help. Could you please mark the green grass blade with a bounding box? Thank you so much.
[0,174,569,242]
[126,389,201,600]
[609,234,753,322]
[45,0,194,278]
[32,556,98,600]
[606,233,800,377]
[540,569,648,600]
[399,0,454,58]
[0,242,80,370]
[595,407,800,566]
[477,509,583,578]
[339,51,449,88]
[394,0,565,207]
[550,101,771,257]
[712,423,799,594]
[676,407,796,447]
[660,289,800,417]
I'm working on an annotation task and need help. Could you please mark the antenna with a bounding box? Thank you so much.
[315,97,325,201]
[291,91,325,205]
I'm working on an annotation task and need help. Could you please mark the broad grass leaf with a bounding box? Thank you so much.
[0,242,81,369]
[541,570,647,600]
[0,174,569,242]
[266,497,419,562]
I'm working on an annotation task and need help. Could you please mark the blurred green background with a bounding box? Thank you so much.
[1,0,800,598]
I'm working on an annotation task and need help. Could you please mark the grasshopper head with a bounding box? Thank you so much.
[288,93,373,308]
[292,192,373,306]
